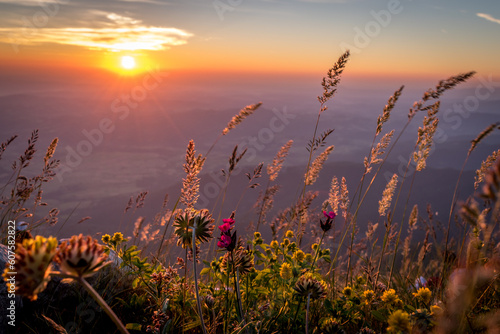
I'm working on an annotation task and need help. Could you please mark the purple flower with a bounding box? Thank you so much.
[217,234,232,248]
[218,222,231,233]
[323,211,336,220]
[223,218,235,225]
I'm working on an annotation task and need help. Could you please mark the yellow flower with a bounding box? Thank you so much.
[111,232,124,243]
[342,286,352,297]
[280,262,293,280]
[101,234,111,244]
[412,287,432,304]
[54,234,110,278]
[283,238,290,246]
[387,310,410,333]
[2,236,58,300]
[293,250,306,263]
[270,240,279,248]
[254,232,261,239]
[304,253,313,263]
[312,243,319,251]
[363,289,375,302]
[381,289,399,305]
[285,230,294,238]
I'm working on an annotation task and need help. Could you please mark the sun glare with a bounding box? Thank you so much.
[121,56,136,70]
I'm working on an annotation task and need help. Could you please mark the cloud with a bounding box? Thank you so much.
[0,11,192,51]
[477,12,500,25]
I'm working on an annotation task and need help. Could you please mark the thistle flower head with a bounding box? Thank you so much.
[54,234,109,278]
[293,273,327,299]
[3,235,58,300]
[174,210,214,248]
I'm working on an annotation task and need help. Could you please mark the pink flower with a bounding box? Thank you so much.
[218,222,231,233]
[223,218,235,225]
[217,234,232,248]
[323,211,336,220]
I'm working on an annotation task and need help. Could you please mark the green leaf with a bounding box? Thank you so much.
[200,267,211,276]
[371,309,387,322]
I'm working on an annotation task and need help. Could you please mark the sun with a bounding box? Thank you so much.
[121,56,136,70]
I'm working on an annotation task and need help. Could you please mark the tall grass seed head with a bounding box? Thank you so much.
[54,234,110,278]
[3,235,58,300]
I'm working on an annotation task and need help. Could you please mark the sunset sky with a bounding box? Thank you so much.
[0,0,499,78]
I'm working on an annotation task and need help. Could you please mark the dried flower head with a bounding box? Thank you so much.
[54,234,109,278]
[293,273,327,299]
[174,210,214,248]
[3,235,58,300]
[180,140,205,209]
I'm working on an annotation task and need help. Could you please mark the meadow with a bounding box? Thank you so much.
[1,51,499,334]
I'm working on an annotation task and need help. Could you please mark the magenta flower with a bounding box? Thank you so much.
[223,218,235,225]
[217,234,232,248]
[323,211,336,220]
[218,222,231,233]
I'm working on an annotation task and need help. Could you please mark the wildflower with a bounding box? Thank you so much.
[321,318,345,334]
[294,250,306,263]
[413,287,432,304]
[101,234,111,244]
[280,262,293,280]
[381,289,399,305]
[285,230,294,238]
[305,253,313,263]
[289,242,297,251]
[218,222,231,233]
[3,236,58,300]
[222,218,235,225]
[387,310,411,333]
[293,273,327,299]
[217,234,232,249]
[283,238,290,246]
[312,243,319,251]
[54,234,109,278]
[322,248,330,256]
[254,232,261,239]
[174,210,214,248]
[363,290,375,304]
[270,240,279,248]
[111,232,123,243]
[342,286,352,297]
[323,211,336,220]
[320,210,335,232]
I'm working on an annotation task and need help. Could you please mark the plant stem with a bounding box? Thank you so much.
[191,224,208,334]
[77,276,130,334]
[305,293,311,334]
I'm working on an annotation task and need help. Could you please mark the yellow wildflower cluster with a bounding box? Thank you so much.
[412,287,432,304]
[387,310,411,333]
[381,289,403,308]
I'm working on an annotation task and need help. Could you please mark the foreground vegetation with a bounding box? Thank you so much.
[1,51,499,333]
